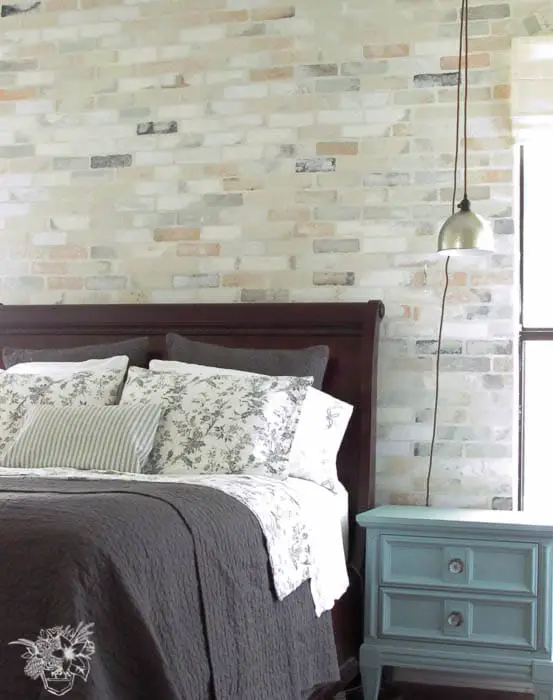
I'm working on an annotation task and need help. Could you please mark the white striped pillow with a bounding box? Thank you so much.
[1,404,162,474]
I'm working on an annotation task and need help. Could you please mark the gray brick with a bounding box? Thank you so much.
[0,59,37,71]
[441,356,491,372]
[438,426,490,441]
[314,205,360,221]
[297,64,338,78]
[468,3,509,20]
[54,157,89,171]
[416,339,462,355]
[0,145,35,158]
[90,246,116,259]
[313,271,355,286]
[278,144,295,158]
[491,496,513,510]
[90,154,132,169]
[120,108,151,120]
[58,39,97,53]
[137,120,178,136]
[1,1,41,17]
[493,218,514,235]
[296,157,336,173]
[86,276,127,290]
[483,374,505,389]
[177,208,220,225]
[523,14,541,35]
[314,77,360,92]
[465,443,511,458]
[241,289,290,302]
[414,442,463,458]
[364,172,410,186]
[173,274,220,288]
[313,238,360,253]
[414,72,459,88]
[5,276,44,290]
[466,305,491,319]
[466,340,512,355]
[203,193,243,206]
[340,61,389,76]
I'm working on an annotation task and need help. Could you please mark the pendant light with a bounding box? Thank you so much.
[437,0,494,256]
[425,0,494,507]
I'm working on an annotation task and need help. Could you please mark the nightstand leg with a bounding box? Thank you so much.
[360,664,381,700]
[535,684,553,700]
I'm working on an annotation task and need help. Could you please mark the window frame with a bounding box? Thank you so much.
[517,144,553,510]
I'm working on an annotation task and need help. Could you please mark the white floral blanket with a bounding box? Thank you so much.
[0,468,349,616]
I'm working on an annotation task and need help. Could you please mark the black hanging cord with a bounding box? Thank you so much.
[425,0,467,507]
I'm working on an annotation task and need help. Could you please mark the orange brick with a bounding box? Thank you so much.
[295,222,335,237]
[250,66,294,81]
[209,9,248,22]
[177,242,220,256]
[221,273,267,287]
[46,246,87,260]
[251,6,295,21]
[449,272,467,286]
[153,227,200,242]
[47,277,84,290]
[493,84,510,99]
[363,44,409,58]
[0,88,37,101]
[316,141,359,156]
[440,53,490,70]
[269,206,310,222]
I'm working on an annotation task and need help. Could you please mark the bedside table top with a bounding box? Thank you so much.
[357,505,553,533]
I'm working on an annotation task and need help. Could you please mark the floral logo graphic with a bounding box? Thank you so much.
[9,622,95,696]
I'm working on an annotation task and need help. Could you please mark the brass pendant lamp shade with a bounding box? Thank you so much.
[437,0,494,256]
[437,196,495,256]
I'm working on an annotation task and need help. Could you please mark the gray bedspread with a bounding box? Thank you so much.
[0,478,339,699]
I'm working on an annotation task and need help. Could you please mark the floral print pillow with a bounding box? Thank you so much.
[0,369,127,457]
[119,367,312,477]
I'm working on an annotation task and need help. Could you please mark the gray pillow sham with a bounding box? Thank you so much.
[3,337,150,369]
[165,333,330,389]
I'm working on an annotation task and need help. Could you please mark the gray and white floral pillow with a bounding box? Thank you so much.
[0,369,127,457]
[119,367,312,477]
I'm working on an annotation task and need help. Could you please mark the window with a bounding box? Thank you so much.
[519,140,553,511]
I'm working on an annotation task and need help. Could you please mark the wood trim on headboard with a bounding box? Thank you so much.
[0,301,384,570]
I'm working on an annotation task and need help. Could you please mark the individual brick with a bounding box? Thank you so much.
[413,72,459,87]
[297,64,338,78]
[316,141,358,156]
[90,154,132,169]
[295,157,336,173]
[313,271,355,286]
[136,120,178,136]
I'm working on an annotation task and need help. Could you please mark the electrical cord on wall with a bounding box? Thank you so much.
[425,0,469,506]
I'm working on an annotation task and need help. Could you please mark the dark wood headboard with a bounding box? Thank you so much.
[0,301,384,566]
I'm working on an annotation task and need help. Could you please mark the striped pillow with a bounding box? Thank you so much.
[1,404,162,474]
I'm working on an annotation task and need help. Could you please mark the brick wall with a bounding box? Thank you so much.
[0,0,544,506]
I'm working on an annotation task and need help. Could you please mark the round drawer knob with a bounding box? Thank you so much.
[447,611,464,628]
[448,557,464,574]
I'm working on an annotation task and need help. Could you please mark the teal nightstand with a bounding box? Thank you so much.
[356,506,553,700]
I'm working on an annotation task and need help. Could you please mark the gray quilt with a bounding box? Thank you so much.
[0,478,339,699]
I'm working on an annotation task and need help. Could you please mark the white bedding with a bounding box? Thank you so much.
[0,468,349,617]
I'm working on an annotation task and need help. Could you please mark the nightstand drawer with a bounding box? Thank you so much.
[380,535,537,595]
[380,588,537,650]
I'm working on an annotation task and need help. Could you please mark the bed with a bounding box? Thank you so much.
[0,300,384,700]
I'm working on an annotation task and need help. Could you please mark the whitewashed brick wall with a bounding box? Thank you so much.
[0,0,546,507]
